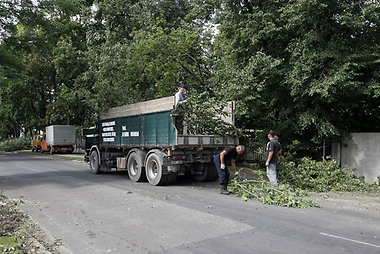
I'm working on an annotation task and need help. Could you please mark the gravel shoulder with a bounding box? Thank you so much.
[310,191,380,218]
[16,150,85,163]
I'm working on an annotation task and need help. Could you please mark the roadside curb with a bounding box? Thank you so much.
[25,237,51,254]
[15,150,86,163]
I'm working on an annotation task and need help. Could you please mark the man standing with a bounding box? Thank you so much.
[174,84,186,134]
[266,130,282,186]
[214,145,245,195]
[175,84,186,108]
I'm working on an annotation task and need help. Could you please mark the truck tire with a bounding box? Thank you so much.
[167,173,178,185]
[205,162,219,181]
[145,152,170,186]
[89,150,101,174]
[127,152,146,182]
[192,162,208,182]
[192,162,218,182]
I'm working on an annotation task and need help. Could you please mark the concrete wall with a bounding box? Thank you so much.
[337,133,380,184]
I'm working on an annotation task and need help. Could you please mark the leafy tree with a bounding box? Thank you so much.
[213,0,380,149]
[0,0,37,41]
[1,0,379,152]
[79,0,211,114]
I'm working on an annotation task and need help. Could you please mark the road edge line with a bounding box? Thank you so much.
[320,232,380,249]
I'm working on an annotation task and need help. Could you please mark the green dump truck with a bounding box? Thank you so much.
[84,96,237,185]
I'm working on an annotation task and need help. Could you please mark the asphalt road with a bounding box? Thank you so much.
[0,152,379,254]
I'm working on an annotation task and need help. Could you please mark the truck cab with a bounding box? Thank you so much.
[40,134,50,153]
[31,134,44,152]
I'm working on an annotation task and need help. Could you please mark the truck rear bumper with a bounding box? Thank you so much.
[52,146,74,152]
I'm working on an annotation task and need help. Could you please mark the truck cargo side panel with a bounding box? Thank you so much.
[143,111,175,146]
[143,113,156,146]
[46,125,75,146]
[157,111,173,145]
[120,115,142,146]
[100,110,175,148]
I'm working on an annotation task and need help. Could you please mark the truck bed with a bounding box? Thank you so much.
[176,135,238,148]
[87,96,237,150]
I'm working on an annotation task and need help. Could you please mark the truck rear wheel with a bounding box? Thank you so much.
[192,162,218,182]
[127,152,146,182]
[145,152,170,186]
[205,162,219,181]
[89,150,101,174]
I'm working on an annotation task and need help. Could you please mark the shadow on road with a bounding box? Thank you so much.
[0,152,218,190]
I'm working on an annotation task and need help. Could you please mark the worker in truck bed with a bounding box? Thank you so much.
[173,84,187,134]
[214,145,245,195]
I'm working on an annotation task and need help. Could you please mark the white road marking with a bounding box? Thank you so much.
[320,232,380,249]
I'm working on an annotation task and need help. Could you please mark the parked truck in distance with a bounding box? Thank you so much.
[84,96,237,186]
[40,125,75,154]
[31,134,44,152]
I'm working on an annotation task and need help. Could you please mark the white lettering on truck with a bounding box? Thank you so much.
[103,127,114,132]
[102,121,115,127]
[130,131,139,137]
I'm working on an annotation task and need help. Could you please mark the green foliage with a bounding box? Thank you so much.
[0,193,24,253]
[184,92,242,136]
[0,236,21,253]
[230,176,319,208]
[232,155,380,208]
[1,0,380,151]
[0,138,30,152]
[214,0,380,147]
[278,157,380,192]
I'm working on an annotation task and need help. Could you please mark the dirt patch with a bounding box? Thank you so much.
[0,194,26,253]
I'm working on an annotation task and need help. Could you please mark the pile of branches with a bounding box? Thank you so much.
[0,138,30,152]
[278,157,380,193]
[230,175,319,208]
[230,156,380,208]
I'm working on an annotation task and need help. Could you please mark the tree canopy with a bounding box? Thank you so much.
[0,0,379,151]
